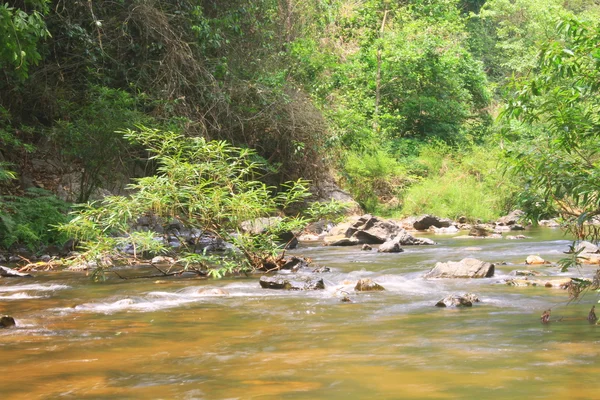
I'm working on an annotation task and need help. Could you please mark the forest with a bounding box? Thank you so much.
[1,0,600,266]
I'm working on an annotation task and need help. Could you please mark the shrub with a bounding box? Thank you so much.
[0,188,72,250]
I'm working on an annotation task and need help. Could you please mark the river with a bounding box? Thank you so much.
[1,228,598,399]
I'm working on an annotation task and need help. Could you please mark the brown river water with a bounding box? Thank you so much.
[1,228,598,399]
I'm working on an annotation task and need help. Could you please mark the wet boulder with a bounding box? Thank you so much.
[377,238,404,253]
[435,293,480,307]
[259,275,325,290]
[394,231,435,246]
[412,215,453,231]
[354,278,385,291]
[0,265,33,278]
[280,256,311,271]
[425,258,495,279]
[345,214,402,244]
[361,244,373,251]
[0,315,16,328]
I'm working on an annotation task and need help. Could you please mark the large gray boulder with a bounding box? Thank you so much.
[425,258,495,279]
[377,238,404,253]
[412,215,453,231]
[342,214,435,246]
[346,214,402,244]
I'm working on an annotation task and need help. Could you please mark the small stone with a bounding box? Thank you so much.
[354,278,385,292]
[0,315,16,328]
[361,244,372,251]
[435,293,479,307]
[525,255,547,265]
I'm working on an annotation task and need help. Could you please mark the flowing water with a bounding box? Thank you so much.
[1,228,599,399]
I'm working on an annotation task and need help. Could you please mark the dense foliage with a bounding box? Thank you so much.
[501,17,600,239]
[60,126,343,278]
[2,0,600,255]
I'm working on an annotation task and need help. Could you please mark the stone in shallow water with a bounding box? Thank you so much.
[354,278,385,292]
[259,275,325,290]
[0,315,16,328]
[425,258,494,279]
[0,265,32,278]
[435,293,480,308]
[525,255,547,265]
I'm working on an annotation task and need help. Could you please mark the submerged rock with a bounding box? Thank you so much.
[509,270,543,277]
[0,315,16,328]
[435,293,480,308]
[361,244,373,251]
[354,278,385,291]
[325,236,360,246]
[259,275,325,290]
[0,265,33,278]
[505,277,573,288]
[425,258,495,279]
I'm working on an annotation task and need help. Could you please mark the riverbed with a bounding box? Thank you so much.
[1,228,598,399]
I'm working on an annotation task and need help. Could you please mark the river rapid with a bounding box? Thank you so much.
[1,228,598,399]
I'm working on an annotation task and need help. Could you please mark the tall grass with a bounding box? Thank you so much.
[399,143,518,221]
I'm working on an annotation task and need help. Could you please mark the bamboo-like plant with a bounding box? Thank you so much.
[60,126,344,279]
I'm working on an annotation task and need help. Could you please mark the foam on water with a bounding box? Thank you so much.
[0,284,70,293]
[0,292,45,300]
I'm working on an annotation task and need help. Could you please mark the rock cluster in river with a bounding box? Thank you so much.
[325,214,435,250]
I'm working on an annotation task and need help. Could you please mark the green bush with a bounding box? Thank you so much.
[59,126,328,279]
[0,188,72,250]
